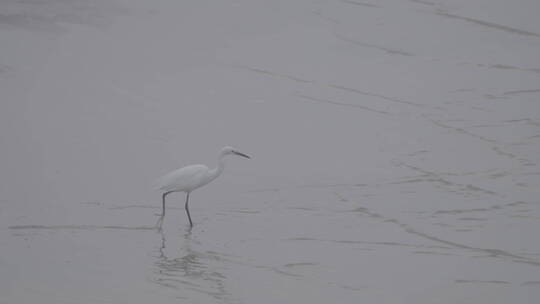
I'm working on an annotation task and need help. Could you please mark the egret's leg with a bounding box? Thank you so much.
[185,192,193,227]
[162,191,171,216]
[156,214,164,230]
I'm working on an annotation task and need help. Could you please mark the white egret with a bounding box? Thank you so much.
[156,146,251,227]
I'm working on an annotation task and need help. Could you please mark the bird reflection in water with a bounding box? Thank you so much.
[151,223,232,302]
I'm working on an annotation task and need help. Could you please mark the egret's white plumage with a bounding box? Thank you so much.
[156,164,215,193]
[156,146,250,227]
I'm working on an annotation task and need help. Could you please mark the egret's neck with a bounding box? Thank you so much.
[209,154,226,180]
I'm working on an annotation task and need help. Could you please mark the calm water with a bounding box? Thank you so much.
[1,0,539,303]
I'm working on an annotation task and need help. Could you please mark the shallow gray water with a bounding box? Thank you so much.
[1,0,540,303]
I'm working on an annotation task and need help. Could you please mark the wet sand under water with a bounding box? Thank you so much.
[3,185,540,303]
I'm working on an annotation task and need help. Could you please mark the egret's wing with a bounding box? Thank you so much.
[155,164,209,192]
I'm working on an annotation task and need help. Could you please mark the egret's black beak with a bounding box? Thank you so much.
[233,151,251,159]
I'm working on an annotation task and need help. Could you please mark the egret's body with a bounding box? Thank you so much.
[157,164,218,193]
[156,146,250,227]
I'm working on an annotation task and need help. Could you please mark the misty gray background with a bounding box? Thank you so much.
[1,0,539,303]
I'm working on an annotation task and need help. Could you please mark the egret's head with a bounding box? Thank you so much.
[221,146,251,159]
